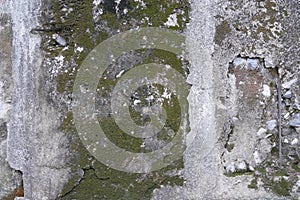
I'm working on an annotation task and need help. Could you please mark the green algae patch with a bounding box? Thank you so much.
[214,20,231,45]
[248,178,258,189]
[95,49,189,153]
[40,0,189,95]
[40,0,190,199]
[253,163,297,197]
[271,179,292,197]
[59,112,184,200]
[128,0,189,30]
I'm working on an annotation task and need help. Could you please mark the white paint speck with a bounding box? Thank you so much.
[164,13,179,27]
[76,47,84,53]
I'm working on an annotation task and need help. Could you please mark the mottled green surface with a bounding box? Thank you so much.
[214,20,231,45]
[40,0,190,199]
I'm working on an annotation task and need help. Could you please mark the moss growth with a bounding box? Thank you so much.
[254,163,295,197]
[95,48,189,153]
[248,178,258,189]
[59,112,185,199]
[139,49,188,77]
[99,117,144,153]
[41,0,189,95]
[214,20,231,45]
[272,179,291,197]
[273,169,288,177]
[291,163,300,172]
[41,0,191,199]
[128,0,189,30]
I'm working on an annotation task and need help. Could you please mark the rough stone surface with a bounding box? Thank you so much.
[6,0,70,199]
[1,0,299,199]
[153,0,300,199]
[0,6,23,199]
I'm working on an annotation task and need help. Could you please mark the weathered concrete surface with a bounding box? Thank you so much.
[1,0,299,199]
[6,0,70,199]
[0,5,23,199]
[153,0,300,199]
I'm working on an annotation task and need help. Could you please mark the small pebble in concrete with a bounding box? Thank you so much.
[226,162,236,174]
[266,120,277,130]
[296,179,300,187]
[294,103,300,111]
[290,113,300,127]
[291,138,298,145]
[283,90,292,99]
[282,78,297,89]
[284,99,291,107]
[249,166,255,171]
[257,128,267,136]
[264,56,274,68]
[233,57,246,68]
[262,84,271,97]
[246,58,260,70]
[53,34,67,46]
[237,161,247,171]
[284,112,290,119]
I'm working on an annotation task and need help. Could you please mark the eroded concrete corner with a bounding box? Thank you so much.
[0,7,24,200]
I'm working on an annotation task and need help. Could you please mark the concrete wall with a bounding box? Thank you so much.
[0,0,299,199]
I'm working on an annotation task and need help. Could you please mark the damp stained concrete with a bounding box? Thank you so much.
[1,0,300,199]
